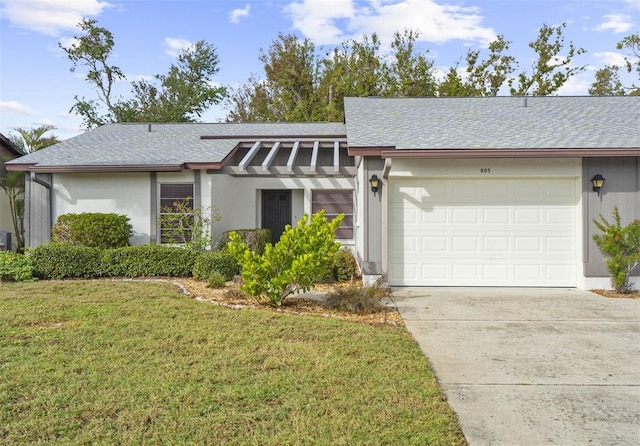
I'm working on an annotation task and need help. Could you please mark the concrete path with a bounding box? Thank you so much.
[393,288,640,446]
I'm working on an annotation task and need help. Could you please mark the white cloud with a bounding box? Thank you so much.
[0,101,37,115]
[165,38,193,57]
[556,73,592,95]
[593,51,628,67]
[594,14,633,33]
[285,0,495,46]
[230,4,251,24]
[0,0,111,36]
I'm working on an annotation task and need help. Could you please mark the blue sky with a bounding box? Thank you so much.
[1,0,639,141]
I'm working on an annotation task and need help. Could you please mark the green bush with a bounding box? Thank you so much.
[102,245,199,278]
[52,213,132,248]
[29,244,103,279]
[218,228,271,255]
[193,251,239,281]
[0,251,34,282]
[593,207,640,293]
[30,244,198,280]
[333,248,359,282]
[325,281,392,314]
[207,271,227,288]
[227,211,343,307]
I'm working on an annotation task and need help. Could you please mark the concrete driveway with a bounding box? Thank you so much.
[393,288,640,446]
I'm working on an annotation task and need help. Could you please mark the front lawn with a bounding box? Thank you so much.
[0,280,466,445]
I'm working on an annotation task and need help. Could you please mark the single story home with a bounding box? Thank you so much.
[7,96,640,289]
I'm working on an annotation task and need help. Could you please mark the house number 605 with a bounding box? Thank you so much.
[480,168,491,173]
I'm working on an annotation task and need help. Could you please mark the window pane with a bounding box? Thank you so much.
[311,190,354,239]
[159,183,194,244]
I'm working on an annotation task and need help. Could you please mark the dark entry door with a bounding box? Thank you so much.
[261,190,291,243]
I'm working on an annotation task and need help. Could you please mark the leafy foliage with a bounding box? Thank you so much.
[0,251,34,282]
[29,244,199,279]
[29,244,104,279]
[593,207,640,293]
[217,228,271,255]
[102,245,199,277]
[7,125,60,155]
[206,271,227,288]
[52,213,132,248]
[226,25,586,122]
[192,251,240,281]
[331,248,360,282]
[589,32,640,96]
[159,198,220,252]
[227,211,343,306]
[0,164,24,252]
[61,19,226,129]
[509,23,586,96]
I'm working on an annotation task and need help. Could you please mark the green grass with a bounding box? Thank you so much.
[0,280,465,445]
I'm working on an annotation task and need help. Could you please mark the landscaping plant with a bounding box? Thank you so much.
[52,213,132,248]
[0,251,33,282]
[593,207,640,293]
[159,198,219,252]
[227,211,343,306]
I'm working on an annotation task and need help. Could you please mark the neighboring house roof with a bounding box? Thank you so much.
[6,122,347,172]
[344,96,640,157]
[0,133,22,158]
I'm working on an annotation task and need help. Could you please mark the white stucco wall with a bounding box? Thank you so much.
[54,173,152,245]
[210,174,355,244]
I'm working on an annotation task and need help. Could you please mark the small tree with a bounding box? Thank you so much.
[159,198,220,252]
[592,207,640,293]
[227,211,344,306]
[0,166,25,252]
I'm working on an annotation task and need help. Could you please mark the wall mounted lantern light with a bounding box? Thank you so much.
[591,174,606,196]
[369,174,380,196]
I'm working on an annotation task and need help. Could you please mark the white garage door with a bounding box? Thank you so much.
[388,178,577,286]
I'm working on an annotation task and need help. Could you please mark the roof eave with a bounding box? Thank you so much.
[347,147,640,159]
[6,164,185,173]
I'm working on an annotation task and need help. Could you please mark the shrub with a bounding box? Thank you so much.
[52,213,132,248]
[207,271,227,288]
[193,251,239,281]
[593,207,640,293]
[29,244,103,279]
[0,251,34,282]
[102,245,198,278]
[332,248,359,282]
[227,211,343,307]
[325,281,392,314]
[218,228,271,255]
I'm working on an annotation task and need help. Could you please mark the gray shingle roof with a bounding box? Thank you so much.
[344,96,640,149]
[8,122,346,168]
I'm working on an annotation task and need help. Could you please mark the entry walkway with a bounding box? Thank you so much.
[393,287,640,446]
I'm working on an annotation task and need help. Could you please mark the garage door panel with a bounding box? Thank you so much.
[388,178,578,286]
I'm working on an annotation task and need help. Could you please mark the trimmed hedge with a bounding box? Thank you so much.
[193,251,240,281]
[30,244,104,280]
[52,213,133,248]
[29,244,199,280]
[218,228,271,255]
[102,245,199,278]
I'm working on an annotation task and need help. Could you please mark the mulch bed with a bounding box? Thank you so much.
[589,289,640,299]
[173,278,405,327]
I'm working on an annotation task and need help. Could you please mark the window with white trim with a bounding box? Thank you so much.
[159,183,194,244]
[311,190,354,239]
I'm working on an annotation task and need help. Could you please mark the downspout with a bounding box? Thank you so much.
[30,172,53,242]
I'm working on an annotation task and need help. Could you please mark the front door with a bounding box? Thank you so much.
[261,190,291,243]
